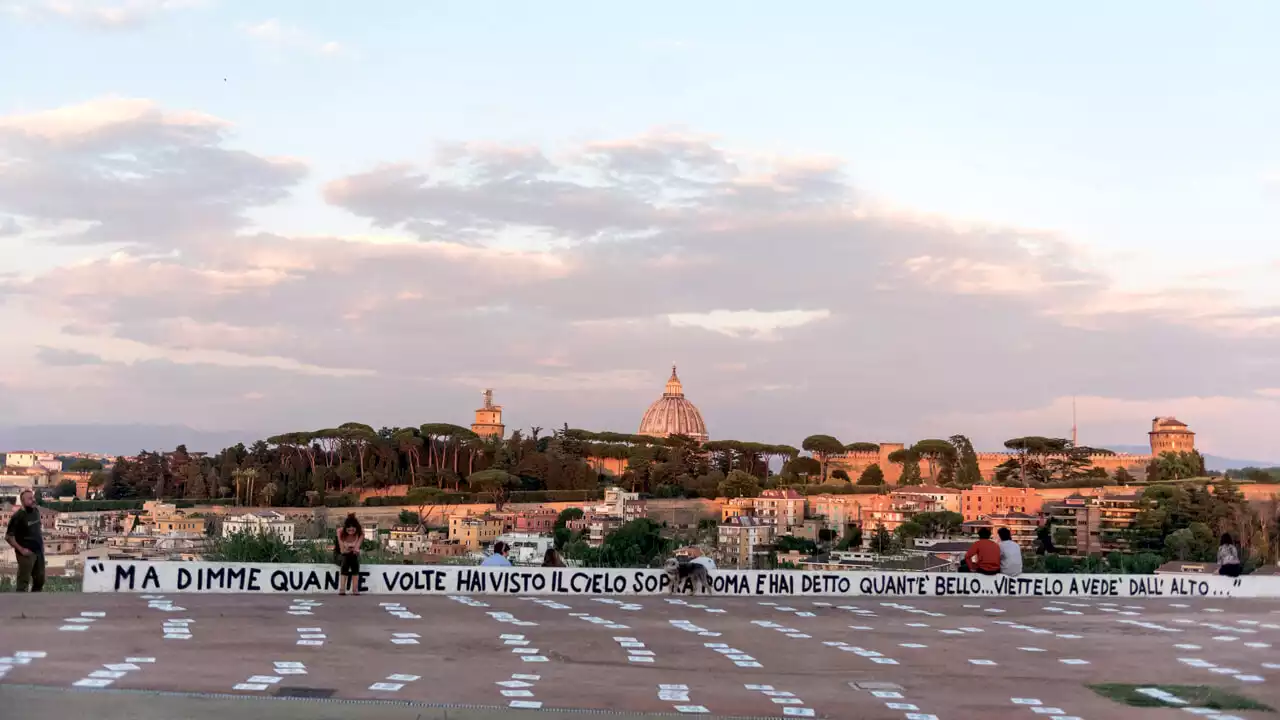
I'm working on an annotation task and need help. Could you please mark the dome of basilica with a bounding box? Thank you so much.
[638,365,708,443]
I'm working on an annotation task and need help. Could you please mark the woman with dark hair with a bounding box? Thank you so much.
[336,514,364,595]
[542,547,566,567]
[1218,533,1242,577]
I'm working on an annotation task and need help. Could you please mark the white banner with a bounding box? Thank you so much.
[80,560,1277,598]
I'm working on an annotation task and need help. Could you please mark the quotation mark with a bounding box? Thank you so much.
[89,562,105,574]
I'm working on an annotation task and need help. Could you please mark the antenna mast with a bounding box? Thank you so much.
[1072,397,1078,447]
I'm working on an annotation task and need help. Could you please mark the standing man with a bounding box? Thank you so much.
[6,490,46,592]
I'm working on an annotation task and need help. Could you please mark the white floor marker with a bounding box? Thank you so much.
[498,672,542,708]
[614,637,658,663]
[296,627,326,647]
[70,655,146,689]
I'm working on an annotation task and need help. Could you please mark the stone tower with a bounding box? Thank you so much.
[1149,417,1195,455]
[471,389,505,439]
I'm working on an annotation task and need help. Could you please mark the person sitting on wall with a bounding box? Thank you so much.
[1217,533,1242,577]
[482,541,512,567]
[964,527,1002,576]
[542,547,566,567]
[997,527,1023,577]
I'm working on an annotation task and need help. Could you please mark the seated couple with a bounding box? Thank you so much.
[964,527,1022,576]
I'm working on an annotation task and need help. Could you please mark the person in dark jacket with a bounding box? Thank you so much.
[6,490,45,592]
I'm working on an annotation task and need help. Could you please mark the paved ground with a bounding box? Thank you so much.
[2,593,1279,719]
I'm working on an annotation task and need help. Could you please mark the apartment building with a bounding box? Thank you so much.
[890,485,962,513]
[718,515,776,568]
[1047,493,1144,555]
[960,486,1043,521]
[963,511,1042,549]
[222,510,296,544]
[448,514,503,550]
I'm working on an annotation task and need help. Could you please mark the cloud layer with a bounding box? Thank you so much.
[2,99,1278,457]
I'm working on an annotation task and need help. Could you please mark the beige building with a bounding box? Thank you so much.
[471,389,505,439]
[722,488,806,531]
[223,510,295,544]
[718,516,775,568]
[449,514,503,550]
[3,451,60,471]
[155,512,205,535]
[889,486,962,513]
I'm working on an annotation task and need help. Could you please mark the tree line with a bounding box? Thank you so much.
[85,420,1224,509]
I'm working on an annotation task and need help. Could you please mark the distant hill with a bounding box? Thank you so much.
[1103,444,1279,472]
[0,424,259,456]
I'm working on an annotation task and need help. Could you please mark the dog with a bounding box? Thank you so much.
[664,557,712,595]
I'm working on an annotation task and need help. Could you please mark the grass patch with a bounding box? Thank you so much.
[1089,684,1272,711]
[0,576,81,592]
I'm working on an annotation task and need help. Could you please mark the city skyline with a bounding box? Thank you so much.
[2,2,1279,460]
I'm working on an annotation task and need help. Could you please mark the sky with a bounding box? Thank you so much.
[1,0,1278,459]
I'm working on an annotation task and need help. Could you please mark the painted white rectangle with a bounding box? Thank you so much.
[387,674,419,682]
[392,633,420,638]
[247,676,282,684]
[369,683,404,691]
[521,656,549,663]
[233,683,269,691]
[89,671,126,679]
[783,708,815,717]
[502,689,534,697]
[73,679,114,688]
[628,656,655,663]
[391,638,419,645]
[296,640,324,646]
[509,701,543,709]
[498,680,533,688]
[126,657,155,663]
